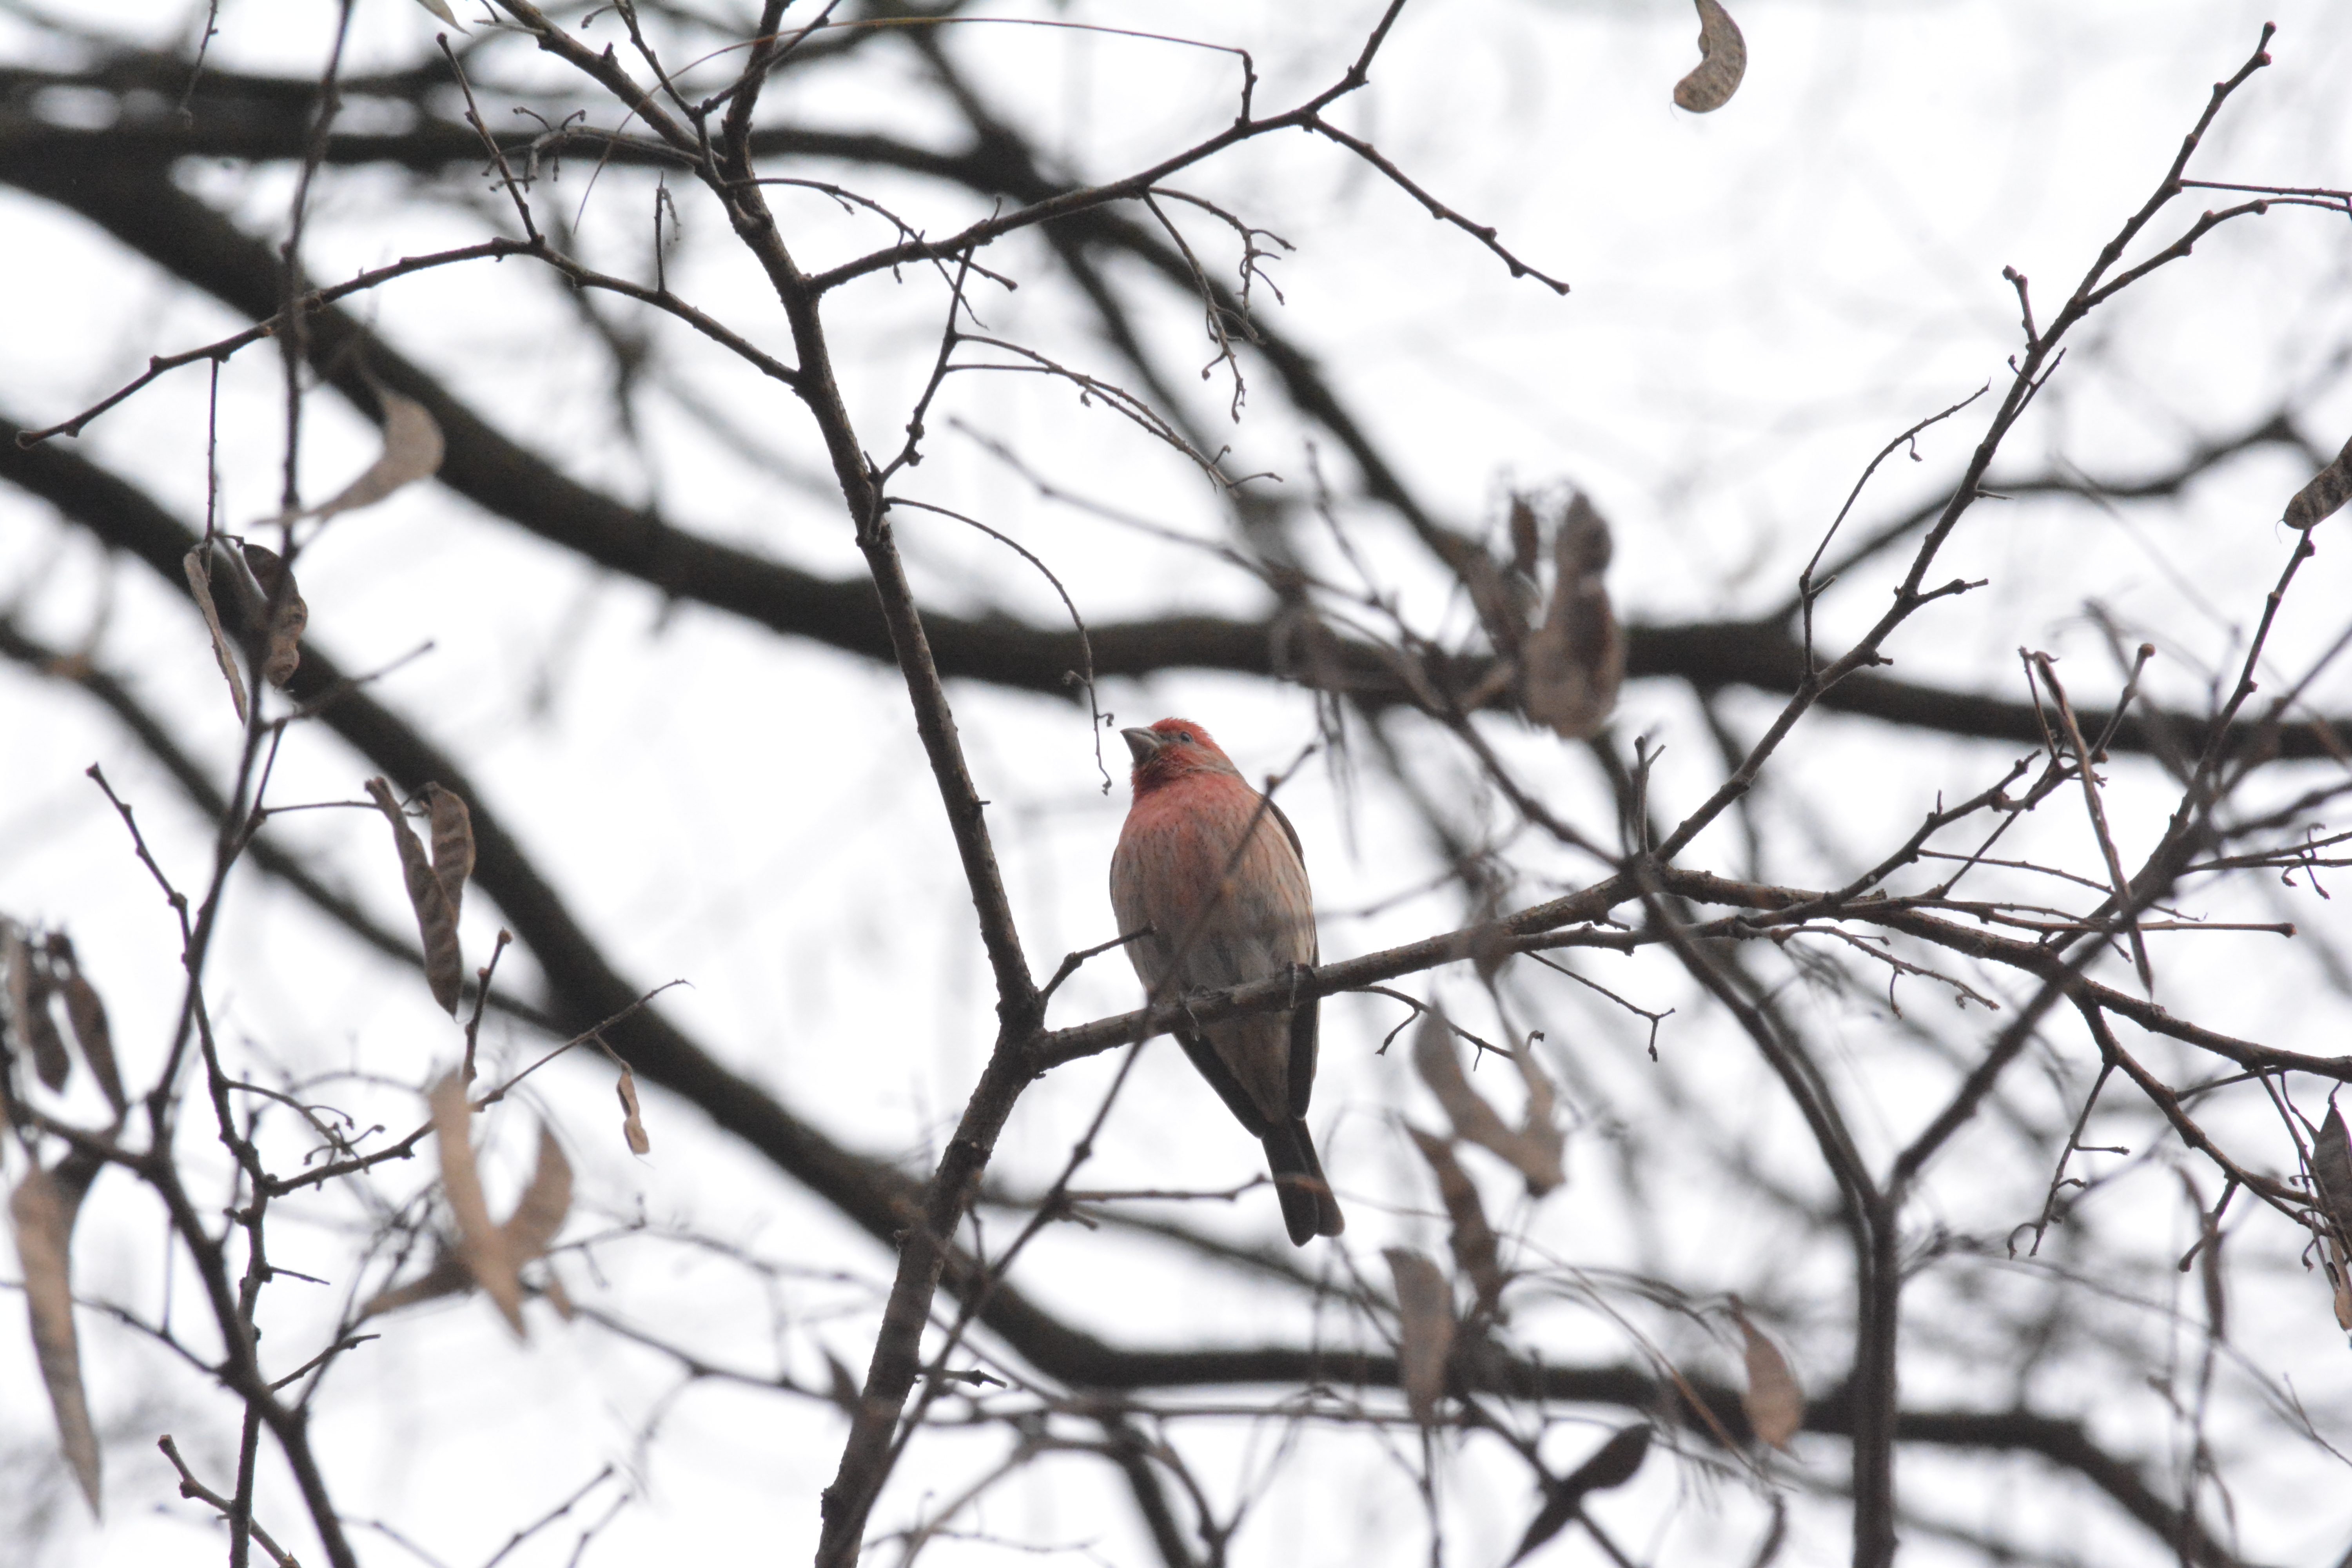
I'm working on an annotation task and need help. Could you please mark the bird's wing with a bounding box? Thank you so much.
[1286,989,1319,1119]
[1265,794,1320,1116]
[1267,800,1311,945]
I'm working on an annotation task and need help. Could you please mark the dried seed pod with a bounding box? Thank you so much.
[1673,0,1747,113]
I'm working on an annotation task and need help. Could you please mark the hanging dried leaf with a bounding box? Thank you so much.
[423,784,475,928]
[430,1071,524,1336]
[1414,1010,1516,1145]
[2,918,25,1031]
[617,1067,651,1154]
[1511,1038,1566,1192]
[503,1125,572,1264]
[367,777,463,1015]
[414,0,466,28]
[358,1253,471,1320]
[1412,1012,1564,1195]
[1385,1247,1456,1426]
[1737,1310,1804,1449]
[25,978,69,1093]
[237,543,308,688]
[1508,494,1543,580]
[1519,494,1626,741]
[1407,1126,1506,1319]
[1462,550,1527,664]
[11,1165,100,1515]
[182,543,250,725]
[58,969,125,1118]
[2285,434,2352,531]
[7,931,71,1093]
[1504,1426,1652,1566]
[308,391,446,524]
[2312,1103,2352,1244]
[1672,0,1747,113]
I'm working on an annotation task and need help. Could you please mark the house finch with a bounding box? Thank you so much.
[1110,718,1343,1245]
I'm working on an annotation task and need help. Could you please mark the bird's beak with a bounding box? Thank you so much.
[1120,727,1165,768]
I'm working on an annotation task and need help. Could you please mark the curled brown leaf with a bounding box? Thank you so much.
[367,777,463,1015]
[424,784,475,928]
[5,927,71,1093]
[11,1164,100,1514]
[1407,1125,1506,1319]
[1736,1308,1804,1449]
[1519,493,1626,740]
[60,971,125,1117]
[1412,1011,1564,1195]
[1673,0,1748,113]
[2312,1102,2352,1245]
[503,1125,573,1264]
[2285,434,2352,531]
[358,1253,471,1320]
[617,1067,651,1155]
[1508,494,1543,580]
[1385,1247,1456,1426]
[181,543,250,725]
[430,1071,524,1336]
[1462,550,1528,665]
[238,543,308,688]
[308,391,446,524]
[45,935,125,1116]
[23,970,69,1094]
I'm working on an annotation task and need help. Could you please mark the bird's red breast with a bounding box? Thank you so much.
[1109,719,1315,1124]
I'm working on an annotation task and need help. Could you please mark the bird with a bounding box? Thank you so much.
[1109,717,1344,1245]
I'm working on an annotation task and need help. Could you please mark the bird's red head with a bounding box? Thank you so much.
[1121,717,1240,795]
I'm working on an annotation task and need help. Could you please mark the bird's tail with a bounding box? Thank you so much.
[1262,1119,1345,1246]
